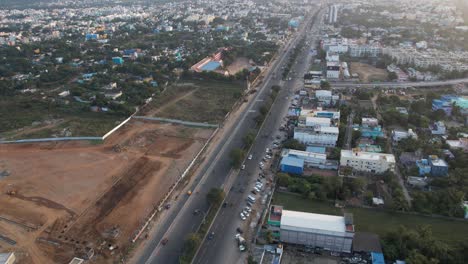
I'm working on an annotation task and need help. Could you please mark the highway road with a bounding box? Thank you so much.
[331,77,468,89]
[192,7,326,264]
[135,6,320,264]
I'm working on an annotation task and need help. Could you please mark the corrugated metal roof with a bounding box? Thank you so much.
[280,156,304,167]
[280,210,345,233]
[0,253,14,263]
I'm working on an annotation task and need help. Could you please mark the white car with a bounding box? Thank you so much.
[244,207,252,213]
[242,211,250,217]
[248,154,253,160]
[241,164,245,170]
[240,213,247,220]
[259,162,264,168]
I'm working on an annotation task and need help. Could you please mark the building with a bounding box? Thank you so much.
[392,129,418,142]
[432,99,453,115]
[328,5,339,24]
[415,159,431,176]
[430,121,446,135]
[407,176,429,188]
[268,206,354,252]
[416,156,449,177]
[0,253,15,264]
[294,126,339,147]
[340,149,396,173]
[362,118,379,127]
[314,90,339,106]
[428,156,449,177]
[305,117,331,128]
[280,156,304,174]
[112,57,124,65]
[357,126,384,139]
[281,149,338,170]
[326,62,340,79]
[349,44,382,57]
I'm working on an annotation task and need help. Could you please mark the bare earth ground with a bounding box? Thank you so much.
[350,62,388,83]
[226,57,252,75]
[0,119,214,263]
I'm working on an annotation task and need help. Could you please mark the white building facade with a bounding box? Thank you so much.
[340,149,396,173]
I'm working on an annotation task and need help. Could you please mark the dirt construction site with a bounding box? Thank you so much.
[0,119,215,263]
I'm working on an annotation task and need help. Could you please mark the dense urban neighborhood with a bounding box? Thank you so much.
[0,0,468,264]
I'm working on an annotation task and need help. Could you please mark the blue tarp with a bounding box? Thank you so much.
[371,252,385,264]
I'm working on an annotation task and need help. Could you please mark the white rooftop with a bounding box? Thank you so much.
[341,149,396,162]
[306,117,331,125]
[281,210,345,233]
[282,149,327,160]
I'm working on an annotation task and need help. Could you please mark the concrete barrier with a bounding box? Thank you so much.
[132,116,218,128]
[0,137,102,144]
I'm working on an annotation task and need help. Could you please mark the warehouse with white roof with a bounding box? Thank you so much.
[268,206,355,253]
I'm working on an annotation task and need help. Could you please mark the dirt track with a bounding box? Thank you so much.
[0,120,214,263]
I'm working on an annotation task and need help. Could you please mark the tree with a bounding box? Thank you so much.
[230,148,245,168]
[180,233,201,263]
[282,139,306,151]
[243,130,256,148]
[388,71,398,81]
[206,188,225,206]
[277,173,291,187]
[320,80,330,89]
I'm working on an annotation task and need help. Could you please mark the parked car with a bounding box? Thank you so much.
[240,213,247,220]
[208,232,215,240]
[248,154,253,160]
[236,227,243,234]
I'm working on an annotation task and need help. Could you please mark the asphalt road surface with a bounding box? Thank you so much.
[193,7,326,264]
[331,77,468,89]
[135,7,319,264]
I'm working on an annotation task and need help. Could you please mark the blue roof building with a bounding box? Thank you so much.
[85,33,98,41]
[112,57,124,65]
[432,99,452,115]
[355,125,384,139]
[280,156,304,175]
[416,159,431,176]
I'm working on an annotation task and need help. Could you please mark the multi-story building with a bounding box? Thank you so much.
[294,126,339,147]
[268,205,354,253]
[349,44,382,57]
[326,62,340,79]
[392,129,418,142]
[281,149,338,170]
[305,117,331,128]
[340,149,396,173]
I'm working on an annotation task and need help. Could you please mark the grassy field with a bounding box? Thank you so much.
[273,192,468,245]
[0,96,124,140]
[142,79,244,124]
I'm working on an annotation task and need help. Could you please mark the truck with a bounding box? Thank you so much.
[235,234,246,252]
